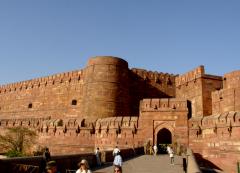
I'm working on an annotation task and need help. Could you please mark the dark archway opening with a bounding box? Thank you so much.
[157,128,172,153]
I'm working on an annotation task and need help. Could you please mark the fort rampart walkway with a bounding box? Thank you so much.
[94,155,185,173]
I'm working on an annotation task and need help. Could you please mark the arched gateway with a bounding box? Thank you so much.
[157,128,172,144]
[156,128,173,154]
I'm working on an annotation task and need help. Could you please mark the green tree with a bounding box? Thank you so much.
[0,127,37,157]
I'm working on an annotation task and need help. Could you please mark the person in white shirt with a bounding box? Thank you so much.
[153,144,158,156]
[167,145,171,154]
[112,146,120,157]
[113,151,122,167]
[169,147,174,165]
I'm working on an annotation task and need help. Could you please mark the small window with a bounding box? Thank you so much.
[28,103,33,109]
[72,100,77,105]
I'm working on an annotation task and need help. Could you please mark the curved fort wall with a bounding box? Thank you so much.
[0,56,176,119]
[80,56,130,118]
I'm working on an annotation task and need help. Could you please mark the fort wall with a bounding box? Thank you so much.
[129,68,176,115]
[80,56,130,118]
[0,56,176,119]
[189,111,240,173]
[176,66,222,117]
[0,70,84,119]
[1,56,240,172]
[139,98,189,146]
[212,70,240,114]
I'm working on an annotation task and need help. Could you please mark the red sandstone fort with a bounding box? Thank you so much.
[0,56,239,172]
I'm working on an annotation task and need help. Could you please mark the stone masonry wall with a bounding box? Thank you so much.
[139,98,189,146]
[0,70,84,119]
[80,56,130,119]
[176,66,205,117]
[212,70,240,114]
[176,66,222,117]
[129,68,176,115]
[189,111,240,173]
[1,56,240,172]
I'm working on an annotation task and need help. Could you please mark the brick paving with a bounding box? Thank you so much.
[94,154,185,173]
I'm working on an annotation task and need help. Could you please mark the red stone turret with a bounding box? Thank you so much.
[80,56,130,118]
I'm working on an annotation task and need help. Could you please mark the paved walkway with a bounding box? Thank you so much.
[94,154,185,173]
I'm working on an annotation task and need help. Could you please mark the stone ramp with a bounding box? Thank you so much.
[94,155,185,173]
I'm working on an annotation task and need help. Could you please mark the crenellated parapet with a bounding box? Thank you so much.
[95,116,139,149]
[0,70,83,94]
[0,115,140,139]
[0,117,51,128]
[189,111,240,139]
[140,98,188,112]
[131,68,176,86]
[95,116,138,134]
[175,66,204,87]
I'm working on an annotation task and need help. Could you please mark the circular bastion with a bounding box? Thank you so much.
[80,56,130,118]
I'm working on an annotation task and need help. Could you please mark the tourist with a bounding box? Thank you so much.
[46,160,60,173]
[76,159,92,173]
[169,147,174,165]
[153,144,158,156]
[43,147,51,162]
[113,165,122,173]
[95,147,101,166]
[167,145,171,154]
[113,151,123,167]
[40,147,52,173]
[149,144,153,155]
[113,146,120,157]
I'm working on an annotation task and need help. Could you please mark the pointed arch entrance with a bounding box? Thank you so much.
[157,128,172,144]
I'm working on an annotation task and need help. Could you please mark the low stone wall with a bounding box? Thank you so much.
[187,148,202,173]
[0,147,144,173]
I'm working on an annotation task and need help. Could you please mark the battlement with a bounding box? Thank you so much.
[189,111,240,137]
[0,69,83,94]
[140,98,187,111]
[223,70,240,89]
[95,116,138,130]
[175,66,204,87]
[87,56,128,67]
[131,68,176,84]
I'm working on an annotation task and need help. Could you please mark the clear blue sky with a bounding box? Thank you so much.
[0,1,239,85]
